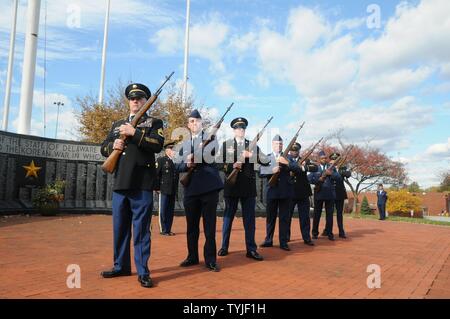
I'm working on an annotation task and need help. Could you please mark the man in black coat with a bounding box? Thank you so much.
[329,152,351,238]
[100,83,164,288]
[155,140,179,236]
[308,150,341,241]
[259,135,300,251]
[287,142,318,246]
[174,109,224,272]
[218,117,269,261]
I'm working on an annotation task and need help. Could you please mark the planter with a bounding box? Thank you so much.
[38,201,60,216]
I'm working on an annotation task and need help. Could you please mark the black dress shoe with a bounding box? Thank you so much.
[304,240,315,246]
[168,232,176,236]
[328,236,335,241]
[160,231,169,236]
[312,234,318,240]
[339,233,347,239]
[260,242,273,248]
[180,259,199,267]
[138,275,153,288]
[217,248,228,256]
[280,244,291,251]
[246,251,264,261]
[101,268,132,278]
[205,262,220,272]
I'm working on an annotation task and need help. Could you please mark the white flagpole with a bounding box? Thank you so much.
[2,0,18,131]
[182,0,191,107]
[2,0,19,131]
[18,0,41,135]
[98,0,111,105]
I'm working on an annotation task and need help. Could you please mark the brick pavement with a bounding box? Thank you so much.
[0,214,449,299]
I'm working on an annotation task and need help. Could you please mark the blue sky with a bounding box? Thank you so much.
[0,0,449,187]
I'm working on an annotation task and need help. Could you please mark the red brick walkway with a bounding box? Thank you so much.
[0,215,449,298]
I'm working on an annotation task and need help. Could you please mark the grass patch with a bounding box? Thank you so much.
[348,213,450,226]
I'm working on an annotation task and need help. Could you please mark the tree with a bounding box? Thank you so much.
[76,81,129,143]
[76,81,212,143]
[439,171,450,192]
[360,196,372,215]
[386,189,422,215]
[408,181,421,193]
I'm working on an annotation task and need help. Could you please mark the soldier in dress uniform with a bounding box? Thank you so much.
[218,117,270,261]
[308,150,341,241]
[287,142,318,246]
[100,83,164,288]
[259,135,300,251]
[329,152,351,238]
[155,140,179,236]
[174,109,223,272]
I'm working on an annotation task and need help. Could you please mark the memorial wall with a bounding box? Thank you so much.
[0,131,267,214]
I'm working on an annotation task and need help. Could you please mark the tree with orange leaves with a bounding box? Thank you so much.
[309,139,407,215]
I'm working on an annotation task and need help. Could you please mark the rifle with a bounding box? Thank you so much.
[102,71,174,173]
[226,116,273,186]
[296,137,324,166]
[268,121,305,187]
[314,144,353,192]
[336,145,354,170]
[314,158,340,193]
[179,102,234,187]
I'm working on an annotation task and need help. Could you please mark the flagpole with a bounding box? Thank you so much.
[18,0,41,135]
[2,0,18,131]
[182,0,191,107]
[98,0,110,105]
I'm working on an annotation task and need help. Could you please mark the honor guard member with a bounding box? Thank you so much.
[308,150,340,241]
[100,83,164,288]
[377,184,388,220]
[329,152,351,238]
[175,109,223,272]
[218,117,270,261]
[155,140,179,236]
[287,142,318,246]
[259,135,300,251]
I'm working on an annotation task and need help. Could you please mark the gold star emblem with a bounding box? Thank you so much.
[23,160,42,178]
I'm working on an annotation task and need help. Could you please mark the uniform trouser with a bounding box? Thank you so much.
[112,190,153,276]
[183,191,219,265]
[334,199,346,235]
[288,198,312,242]
[378,203,386,220]
[159,193,175,233]
[221,196,257,253]
[264,198,291,246]
[312,199,334,237]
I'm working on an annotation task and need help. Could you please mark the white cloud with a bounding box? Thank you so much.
[228,32,257,62]
[287,96,433,152]
[151,26,182,54]
[214,77,236,97]
[33,90,71,110]
[357,67,433,100]
[150,13,229,73]
[0,0,174,33]
[357,0,450,76]
[425,137,450,158]
[441,63,450,79]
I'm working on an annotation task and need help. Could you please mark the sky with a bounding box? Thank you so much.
[0,0,449,188]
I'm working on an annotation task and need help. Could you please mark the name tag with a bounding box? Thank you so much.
[137,118,153,128]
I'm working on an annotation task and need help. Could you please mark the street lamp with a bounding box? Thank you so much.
[54,101,64,139]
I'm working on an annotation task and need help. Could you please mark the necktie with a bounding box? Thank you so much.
[129,115,135,123]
